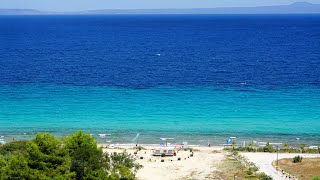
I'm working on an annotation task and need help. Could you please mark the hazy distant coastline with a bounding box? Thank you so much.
[1,2,320,15]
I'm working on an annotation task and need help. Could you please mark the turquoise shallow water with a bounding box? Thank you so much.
[1,84,319,145]
[1,15,320,145]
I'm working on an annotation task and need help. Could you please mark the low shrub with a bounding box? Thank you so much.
[304,149,319,154]
[258,172,273,180]
[133,146,146,151]
[292,155,303,163]
[246,170,253,175]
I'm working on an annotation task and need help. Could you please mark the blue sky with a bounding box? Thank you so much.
[0,0,319,11]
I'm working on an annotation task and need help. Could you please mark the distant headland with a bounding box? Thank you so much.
[1,2,320,15]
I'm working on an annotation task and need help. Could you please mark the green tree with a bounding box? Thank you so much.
[27,133,75,179]
[247,142,254,152]
[300,144,306,153]
[64,131,106,179]
[0,131,142,180]
[231,141,236,150]
[0,140,28,156]
[264,142,274,152]
[282,144,289,152]
[0,155,31,180]
[0,156,5,169]
[107,152,142,180]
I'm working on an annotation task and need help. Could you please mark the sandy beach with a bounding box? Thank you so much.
[99,144,320,180]
[101,145,225,180]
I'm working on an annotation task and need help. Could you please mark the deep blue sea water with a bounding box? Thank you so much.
[0,15,320,145]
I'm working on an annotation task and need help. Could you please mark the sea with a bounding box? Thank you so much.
[0,15,319,145]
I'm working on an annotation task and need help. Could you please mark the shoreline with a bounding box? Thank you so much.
[100,144,320,179]
[1,131,319,147]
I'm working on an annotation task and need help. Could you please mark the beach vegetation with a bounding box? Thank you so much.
[26,132,75,179]
[277,158,320,179]
[231,141,236,150]
[183,148,199,152]
[224,143,319,154]
[64,131,104,179]
[246,170,253,175]
[216,153,272,180]
[0,140,28,156]
[300,144,306,153]
[132,146,146,151]
[282,144,289,151]
[292,156,303,163]
[108,152,142,179]
[247,142,254,152]
[304,148,319,154]
[263,142,274,152]
[258,173,273,180]
[0,131,141,180]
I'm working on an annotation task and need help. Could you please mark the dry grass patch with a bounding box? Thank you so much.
[278,158,320,180]
[214,155,259,180]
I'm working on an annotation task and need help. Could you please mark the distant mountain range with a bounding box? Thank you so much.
[1,2,320,15]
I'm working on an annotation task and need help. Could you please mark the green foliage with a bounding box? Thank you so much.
[292,155,303,163]
[247,142,254,152]
[0,140,28,156]
[110,152,142,171]
[27,133,75,179]
[311,176,320,180]
[258,172,273,180]
[304,148,319,154]
[278,148,300,153]
[224,142,320,154]
[0,155,31,180]
[64,131,106,179]
[63,130,142,179]
[105,152,142,179]
[0,131,141,180]
[231,141,236,150]
[132,146,146,151]
[64,131,99,156]
[248,163,259,172]
[0,156,5,168]
[263,142,274,152]
[300,144,306,153]
[246,170,253,175]
[83,169,109,180]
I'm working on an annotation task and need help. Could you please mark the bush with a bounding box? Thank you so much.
[259,172,273,180]
[0,140,28,155]
[64,131,104,179]
[311,176,320,180]
[246,170,253,175]
[263,142,275,152]
[304,149,319,154]
[133,146,146,151]
[248,164,259,172]
[108,152,142,179]
[292,155,303,163]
